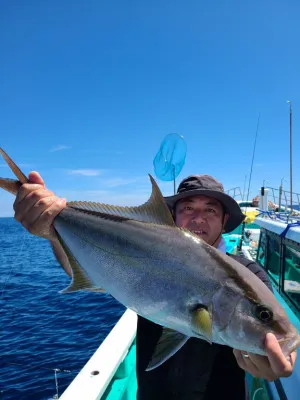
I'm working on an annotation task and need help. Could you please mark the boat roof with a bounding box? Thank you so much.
[255,216,300,244]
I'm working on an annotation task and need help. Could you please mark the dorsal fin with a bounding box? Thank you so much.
[0,148,175,227]
[67,174,176,226]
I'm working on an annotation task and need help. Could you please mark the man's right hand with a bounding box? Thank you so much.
[13,171,67,241]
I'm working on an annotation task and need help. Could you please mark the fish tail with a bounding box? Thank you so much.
[0,148,29,195]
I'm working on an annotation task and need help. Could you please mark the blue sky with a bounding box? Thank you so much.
[1,1,300,217]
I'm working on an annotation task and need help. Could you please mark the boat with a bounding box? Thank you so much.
[59,187,300,400]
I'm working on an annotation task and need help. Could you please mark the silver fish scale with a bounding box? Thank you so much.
[53,207,300,353]
[54,208,223,336]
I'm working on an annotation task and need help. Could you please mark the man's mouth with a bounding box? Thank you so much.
[191,229,207,236]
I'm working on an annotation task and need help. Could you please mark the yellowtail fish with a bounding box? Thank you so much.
[0,148,299,370]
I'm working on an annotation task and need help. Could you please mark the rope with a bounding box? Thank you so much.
[280,222,300,238]
[252,387,264,400]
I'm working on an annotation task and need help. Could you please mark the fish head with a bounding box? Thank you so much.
[209,279,300,356]
[228,298,300,356]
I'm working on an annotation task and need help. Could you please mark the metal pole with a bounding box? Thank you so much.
[279,178,286,212]
[242,174,247,201]
[279,184,282,212]
[173,165,176,195]
[287,101,293,212]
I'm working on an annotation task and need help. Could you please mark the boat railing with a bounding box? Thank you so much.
[266,186,300,214]
[227,185,300,220]
[225,187,244,201]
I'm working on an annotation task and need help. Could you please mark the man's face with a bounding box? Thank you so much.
[175,195,229,246]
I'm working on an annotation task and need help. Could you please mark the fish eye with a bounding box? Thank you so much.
[255,305,273,322]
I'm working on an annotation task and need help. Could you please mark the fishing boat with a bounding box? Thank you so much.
[59,187,300,400]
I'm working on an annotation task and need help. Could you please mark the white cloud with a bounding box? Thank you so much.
[68,169,104,177]
[49,145,71,153]
[101,177,143,188]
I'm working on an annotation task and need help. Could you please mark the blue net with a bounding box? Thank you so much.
[153,133,187,181]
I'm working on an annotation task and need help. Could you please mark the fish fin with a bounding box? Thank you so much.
[85,288,106,293]
[0,148,29,195]
[0,178,22,195]
[146,328,189,371]
[191,306,213,343]
[67,174,175,226]
[0,148,29,185]
[57,235,105,294]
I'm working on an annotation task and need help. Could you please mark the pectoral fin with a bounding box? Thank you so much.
[146,328,189,371]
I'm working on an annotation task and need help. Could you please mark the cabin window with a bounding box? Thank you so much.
[283,244,300,312]
[257,231,267,268]
[266,234,281,285]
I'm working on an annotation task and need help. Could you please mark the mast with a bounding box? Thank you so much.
[287,101,293,212]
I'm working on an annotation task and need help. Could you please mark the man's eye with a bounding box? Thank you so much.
[182,206,193,212]
[207,208,216,213]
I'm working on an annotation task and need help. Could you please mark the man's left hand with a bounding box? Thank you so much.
[233,332,297,381]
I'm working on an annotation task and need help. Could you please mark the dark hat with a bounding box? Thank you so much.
[164,174,245,233]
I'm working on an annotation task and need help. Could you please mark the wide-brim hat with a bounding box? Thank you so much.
[164,174,245,233]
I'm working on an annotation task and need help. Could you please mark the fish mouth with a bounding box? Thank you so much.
[277,335,300,356]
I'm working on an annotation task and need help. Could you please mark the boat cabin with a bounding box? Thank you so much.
[255,217,300,319]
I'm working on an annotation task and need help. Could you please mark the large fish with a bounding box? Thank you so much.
[0,148,299,370]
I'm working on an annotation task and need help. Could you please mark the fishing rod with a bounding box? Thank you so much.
[238,113,261,251]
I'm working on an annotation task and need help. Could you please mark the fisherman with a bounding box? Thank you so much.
[13,171,297,400]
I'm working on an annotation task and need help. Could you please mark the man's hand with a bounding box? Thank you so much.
[13,171,66,241]
[233,333,297,381]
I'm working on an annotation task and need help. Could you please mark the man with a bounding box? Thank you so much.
[13,171,297,399]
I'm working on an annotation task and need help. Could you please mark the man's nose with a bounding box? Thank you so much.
[191,212,206,224]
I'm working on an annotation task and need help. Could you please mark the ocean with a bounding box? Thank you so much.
[0,218,125,400]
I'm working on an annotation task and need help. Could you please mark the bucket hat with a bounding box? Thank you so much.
[164,174,245,232]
